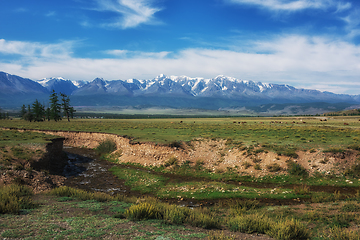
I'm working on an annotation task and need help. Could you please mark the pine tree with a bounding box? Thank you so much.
[46,107,51,121]
[32,99,45,122]
[20,104,27,119]
[49,90,61,121]
[24,105,34,122]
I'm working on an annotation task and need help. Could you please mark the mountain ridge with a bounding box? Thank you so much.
[1,71,359,113]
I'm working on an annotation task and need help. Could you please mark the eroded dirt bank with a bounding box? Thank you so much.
[9,128,359,178]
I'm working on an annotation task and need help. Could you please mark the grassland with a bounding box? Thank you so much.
[1,116,360,239]
[1,116,360,151]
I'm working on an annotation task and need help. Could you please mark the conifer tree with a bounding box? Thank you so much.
[49,90,61,121]
[20,104,27,119]
[32,99,45,122]
[24,105,33,122]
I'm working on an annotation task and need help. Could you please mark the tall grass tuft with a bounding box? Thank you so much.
[329,226,360,240]
[124,200,221,229]
[267,218,310,240]
[287,161,308,177]
[228,214,310,240]
[124,202,162,221]
[228,213,271,234]
[0,184,34,214]
[95,139,117,155]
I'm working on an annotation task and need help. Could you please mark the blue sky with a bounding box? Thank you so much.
[0,0,360,94]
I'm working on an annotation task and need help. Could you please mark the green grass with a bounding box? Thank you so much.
[1,117,360,150]
[0,184,35,214]
[110,166,311,200]
[0,129,57,146]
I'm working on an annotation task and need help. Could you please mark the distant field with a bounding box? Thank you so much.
[1,116,360,150]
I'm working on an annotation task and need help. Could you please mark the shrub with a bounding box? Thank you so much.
[293,185,310,195]
[287,161,308,178]
[0,184,34,214]
[230,199,262,213]
[242,161,252,169]
[344,164,360,178]
[187,210,221,229]
[267,218,310,240]
[267,163,282,172]
[164,156,178,167]
[95,139,117,155]
[254,164,261,170]
[341,202,360,212]
[229,214,310,240]
[163,205,191,224]
[329,226,360,240]
[228,213,271,234]
[124,202,162,221]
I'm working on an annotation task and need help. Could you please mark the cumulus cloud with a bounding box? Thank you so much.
[226,0,351,12]
[92,0,162,29]
[1,35,360,94]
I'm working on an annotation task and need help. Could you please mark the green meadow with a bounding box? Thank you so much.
[1,116,360,239]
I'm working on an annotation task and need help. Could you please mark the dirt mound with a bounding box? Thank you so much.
[23,129,359,178]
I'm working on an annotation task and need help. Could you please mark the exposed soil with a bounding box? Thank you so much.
[21,129,360,178]
[0,144,66,193]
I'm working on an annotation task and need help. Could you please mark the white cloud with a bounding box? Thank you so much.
[92,0,162,29]
[0,39,73,58]
[226,0,351,12]
[1,35,360,94]
[341,8,360,38]
[105,49,171,58]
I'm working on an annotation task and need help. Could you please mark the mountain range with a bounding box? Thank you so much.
[1,71,359,115]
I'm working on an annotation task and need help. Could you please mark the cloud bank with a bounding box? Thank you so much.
[1,35,359,94]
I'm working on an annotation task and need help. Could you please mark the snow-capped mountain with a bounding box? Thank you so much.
[37,77,86,95]
[1,71,360,111]
[69,74,360,104]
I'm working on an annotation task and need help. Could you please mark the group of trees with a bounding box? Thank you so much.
[21,90,75,122]
[0,108,9,120]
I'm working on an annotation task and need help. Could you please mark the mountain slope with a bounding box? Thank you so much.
[1,72,360,113]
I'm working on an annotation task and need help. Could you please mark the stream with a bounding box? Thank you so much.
[62,146,360,207]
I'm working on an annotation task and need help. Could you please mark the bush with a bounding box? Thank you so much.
[0,184,34,214]
[164,156,178,167]
[287,161,308,178]
[267,218,310,240]
[228,214,310,240]
[125,202,162,221]
[187,210,221,229]
[163,205,191,224]
[124,201,221,229]
[344,164,360,178]
[95,139,117,155]
[293,185,310,195]
[228,213,271,234]
[341,202,360,212]
[329,226,360,240]
[267,163,282,172]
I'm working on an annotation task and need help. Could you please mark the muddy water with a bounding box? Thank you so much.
[62,147,359,207]
[63,146,141,197]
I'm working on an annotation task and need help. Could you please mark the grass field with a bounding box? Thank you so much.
[1,116,360,239]
[1,116,360,150]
